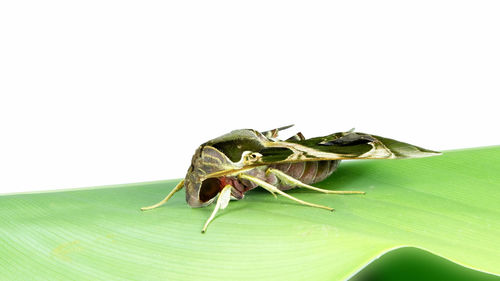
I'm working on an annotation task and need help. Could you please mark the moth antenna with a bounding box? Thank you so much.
[261,125,295,138]
[276,124,294,131]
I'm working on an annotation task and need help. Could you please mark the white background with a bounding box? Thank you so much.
[1,1,499,194]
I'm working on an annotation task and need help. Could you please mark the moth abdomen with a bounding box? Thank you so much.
[270,160,340,191]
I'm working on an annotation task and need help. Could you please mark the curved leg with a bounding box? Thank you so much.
[238,174,334,211]
[202,185,233,233]
[141,179,185,211]
[266,168,365,195]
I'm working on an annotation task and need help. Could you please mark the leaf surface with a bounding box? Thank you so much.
[1,147,499,280]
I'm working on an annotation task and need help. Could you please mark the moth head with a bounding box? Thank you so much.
[184,174,218,208]
[183,129,277,207]
[184,145,243,207]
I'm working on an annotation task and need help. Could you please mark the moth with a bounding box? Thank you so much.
[142,125,441,233]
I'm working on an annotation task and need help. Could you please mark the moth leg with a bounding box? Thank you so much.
[238,174,334,211]
[141,179,185,211]
[201,185,233,233]
[266,168,365,195]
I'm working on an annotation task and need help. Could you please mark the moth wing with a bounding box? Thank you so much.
[257,131,441,164]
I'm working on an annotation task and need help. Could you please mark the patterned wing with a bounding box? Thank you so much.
[257,131,441,164]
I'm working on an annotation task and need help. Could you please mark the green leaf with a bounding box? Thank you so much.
[1,146,499,280]
[351,247,500,281]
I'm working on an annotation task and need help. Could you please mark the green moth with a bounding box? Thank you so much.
[142,125,441,233]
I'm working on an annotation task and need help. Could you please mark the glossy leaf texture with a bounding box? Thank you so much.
[1,146,499,280]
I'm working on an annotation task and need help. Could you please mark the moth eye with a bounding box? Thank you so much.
[243,152,260,162]
[199,178,223,202]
